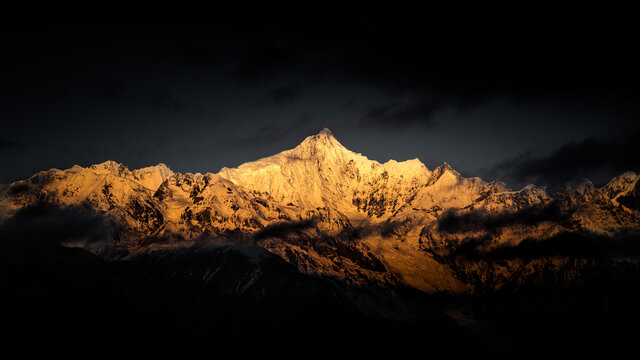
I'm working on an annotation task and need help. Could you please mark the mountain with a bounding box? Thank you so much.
[1,128,639,295]
[2,128,640,358]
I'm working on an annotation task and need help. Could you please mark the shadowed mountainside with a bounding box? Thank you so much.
[1,129,640,358]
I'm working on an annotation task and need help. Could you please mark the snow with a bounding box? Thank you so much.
[1,128,639,294]
[218,129,432,213]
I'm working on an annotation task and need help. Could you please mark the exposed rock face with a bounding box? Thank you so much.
[1,128,639,294]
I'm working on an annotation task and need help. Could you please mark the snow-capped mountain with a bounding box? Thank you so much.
[1,128,639,295]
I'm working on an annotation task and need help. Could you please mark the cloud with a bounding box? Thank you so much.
[226,13,640,128]
[252,218,317,240]
[0,139,25,150]
[0,203,112,263]
[436,201,640,259]
[251,217,391,272]
[252,215,406,244]
[4,13,640,190]
[487,131,640,187]
[452,231,640,260]
[236,41,298,83]
[343,220,406,240]
[239,116,312,146]
[263,83,300,106]
[151,91,185,110]
[437,201,568,234]
[358,97,451,128]
[95,81,124,101]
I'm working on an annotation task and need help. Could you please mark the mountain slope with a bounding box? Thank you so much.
[218,128,431,216]
[1,128,639,295]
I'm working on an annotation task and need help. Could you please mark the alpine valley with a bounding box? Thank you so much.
[2,129,640,359]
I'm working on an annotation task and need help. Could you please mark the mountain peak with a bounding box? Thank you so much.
[437,162,459,175]
[90,160,127,174]
[309,127,337,144]
[294,127,348,156]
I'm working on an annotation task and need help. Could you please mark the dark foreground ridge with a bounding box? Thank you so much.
[1,236,484,359]
[2,204,640,359]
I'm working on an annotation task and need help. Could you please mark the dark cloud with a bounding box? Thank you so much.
[239,116,312,146]
[437,201,640,259]
[167,32,228,65]
[218,12,640,128]
[263,84,300,106]
[95,81,124,101]
[345,220,406,240]
[438,201,568,235]
[151,91,185,111]
[0,203,111,263]
[359,97,447,127]
[241,123,289,145]
[487,130,640,187]
[452,231,640,260]
[0,82,70,111]
[236,41,299,83]
[0,139,25,149]
[2,13,639,185]
[0,203,109,243]
[252,218,317,240]
[6,14,640,107]
[253,216,403,242]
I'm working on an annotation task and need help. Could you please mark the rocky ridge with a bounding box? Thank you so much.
[1,128,639,295]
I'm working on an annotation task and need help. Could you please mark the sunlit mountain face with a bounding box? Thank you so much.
[2,129,640,359]
[2,12,640,360]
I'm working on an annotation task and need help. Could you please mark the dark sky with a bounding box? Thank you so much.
[2,12,639,188]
